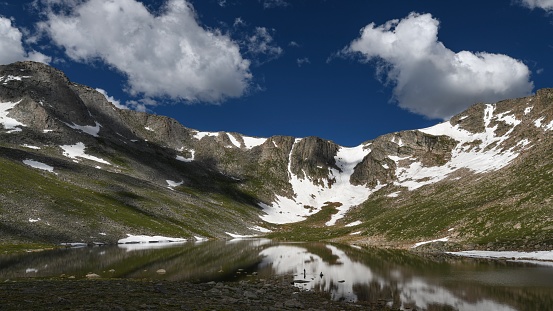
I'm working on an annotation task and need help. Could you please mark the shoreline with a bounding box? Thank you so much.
[0,276,377,311]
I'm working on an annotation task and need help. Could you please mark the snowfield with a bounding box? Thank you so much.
[23,159,56,174]
[166,179,183,189]
[0,75,31,84]
[64,121,102,137]
[117,234,186,244]
[0,99,26,133]
[260,140,380,225]
[61,142,111,165]
[448,250,553,264]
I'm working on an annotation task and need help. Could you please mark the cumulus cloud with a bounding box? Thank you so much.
[0,16,51,65]
[343,12,533,120]
[37,0,252,103]
[96,88,127,110]
[518,0,553,11]
[97,87,158,112]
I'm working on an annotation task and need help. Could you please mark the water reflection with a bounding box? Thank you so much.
[1,240,553,310]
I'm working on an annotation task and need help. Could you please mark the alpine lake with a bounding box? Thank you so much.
[1,239,553,310]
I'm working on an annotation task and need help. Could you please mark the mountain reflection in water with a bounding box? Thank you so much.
[1,239,553,310]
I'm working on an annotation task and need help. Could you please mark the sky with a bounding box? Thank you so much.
[0,0,552,147]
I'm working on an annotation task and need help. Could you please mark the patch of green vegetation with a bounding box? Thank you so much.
[267,202,351,241]
[0,243,58,254]
[340,152,553,249]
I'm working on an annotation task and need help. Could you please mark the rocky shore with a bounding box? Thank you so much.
[0,276,394,311]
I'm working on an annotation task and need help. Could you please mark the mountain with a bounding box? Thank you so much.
[1,61,552,251]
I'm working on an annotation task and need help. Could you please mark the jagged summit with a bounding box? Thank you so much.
[1,61,552,249]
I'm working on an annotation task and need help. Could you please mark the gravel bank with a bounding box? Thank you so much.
[0,276,392,311]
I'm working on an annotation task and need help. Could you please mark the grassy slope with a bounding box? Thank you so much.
[265,144,553,251]
[0,151,265,250]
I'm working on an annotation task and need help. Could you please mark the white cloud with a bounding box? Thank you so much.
[260,0,288,9]
[246,27,283,61]
[518,0,553,11]
[38,0,252,103]
[344,12,533,120]
[95,88,126,110]
[0,16,51,65]
[297,57,310,67]
[97,87,158,112]
[233,17,245,27]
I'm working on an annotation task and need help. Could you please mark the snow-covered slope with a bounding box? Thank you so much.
[256,91,551,225]
[259,141,383,224]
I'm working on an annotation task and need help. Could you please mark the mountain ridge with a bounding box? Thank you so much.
[1,61,552,251]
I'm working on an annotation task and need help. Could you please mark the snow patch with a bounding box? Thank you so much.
[23,159,56,174]
[0,99,26,132]
[391,136,404,147]
[176,150,195,162]
[387,191,401,198]
[534,117,544,128]
[345,220,362,227]
[194,236,208,242]
[193,131,218,140]
[524,106,533,115]
[64,121,101,137]
[0,75,31,84]
[166,180,183,189]
[412,237,449,248]
[60,142,111,165]
[21,144,41,150]
[117,234,186,244]
[448,250,553,262]
[250,226,272,233]
[145,126,154,131]
[227,133,242,148]
[533,117,552,131]
[226,232,258,238]
[242,136,266,149]
[29,218,41,223]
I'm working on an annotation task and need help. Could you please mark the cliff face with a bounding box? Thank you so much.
[1,61,552,248]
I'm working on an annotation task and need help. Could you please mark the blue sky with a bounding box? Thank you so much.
[1,0,552,146]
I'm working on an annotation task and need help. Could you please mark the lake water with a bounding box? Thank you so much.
[1,239,553,310]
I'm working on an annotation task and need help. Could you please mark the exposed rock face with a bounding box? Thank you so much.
[290,136,340,186]
[0,61,552,246]
[350,131,457,187]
